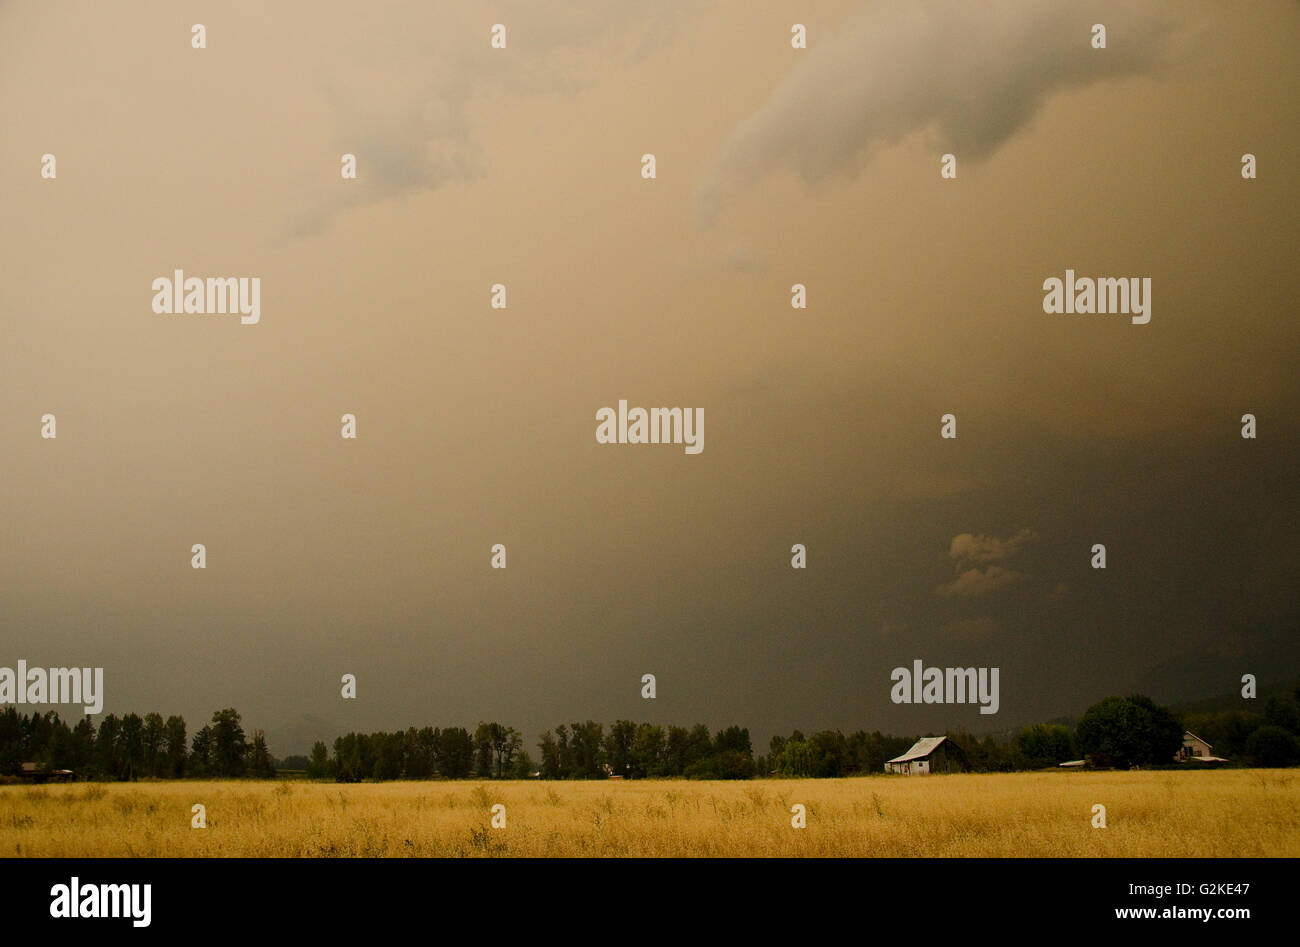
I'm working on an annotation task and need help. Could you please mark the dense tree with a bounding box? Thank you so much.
[1015,724,1075,766]
[714,725,753,757]
[438,727,474,779]
[473,723,494,778]
[163,715,187,778]
[664,726,690,775]
[118,713,145,781]
[512,749,536,779]
[96,714,122,778]
[210,708,248,777]
[488,723,523,778]
[630,724,666,777]
[419,727,440,774]
[777,738,814,776]
[1263,696,1300,736]
[604,720,636,778]
[190,725,214,776]
[71,715,97,775]
[403,727,433,778]
[538,728,564,779]
[1181,709,1261,760]
[142,713,165,778]
[373,731,405,780]
[684,724,713,770]
[307,741,332,779]
[248,729,276,778]
[1246,726,1300,767]
[1076,695,1183,768]
[568,721,605,779]
[807,730,848,777]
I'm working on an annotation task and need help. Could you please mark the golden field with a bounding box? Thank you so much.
[2,770,1296,857]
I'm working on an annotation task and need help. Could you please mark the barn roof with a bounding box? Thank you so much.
[1183,730,1212,748]
[887,736,948,763]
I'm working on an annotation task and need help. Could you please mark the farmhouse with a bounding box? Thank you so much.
[884,736,965,775]
[1176,731,1229,763]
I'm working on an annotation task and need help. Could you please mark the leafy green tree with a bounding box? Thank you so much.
[512,749,536,779]
[404,727,433,778]
[604,720,636,777]
[769,735,787,765]
[714,725,753,757]
[807,730,847,777]
[1263,696,1300,735]
[473,723,494,777]
[1076,695,1183,768]
[538,728,564,779]
[333,734,360,780]
[568,721,605,778]
[96,714,122,779]
[373,731,405,780]
[210,708,248,777]
[684,749,754,780]
[162,715,186,778]
[778,738,814,776]
[1015,723,1075,766]
[48,714,76,770]
[306,740,332,778]
[488,723,522,778]
[438,727,474,779]
[419,727,440,775]
[119,713,144,780]
[683,724,713,770]
[142,713,165,778]
[1246,726,1300,767]
[630,724,666,777]
[71,716,97,776]
[248,729,276,778]
[0,708,23,775]
[190,724,213,776]
[664,726,690,775]
[1182,709,1262,759]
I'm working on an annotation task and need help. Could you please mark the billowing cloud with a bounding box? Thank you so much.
[698,0,1182,222]
[937,565,1022,598]
[949,527,1036,564]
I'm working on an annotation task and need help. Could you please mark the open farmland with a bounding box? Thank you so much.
[3,770,1296,858]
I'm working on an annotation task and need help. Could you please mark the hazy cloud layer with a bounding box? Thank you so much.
[1,0,1295,751]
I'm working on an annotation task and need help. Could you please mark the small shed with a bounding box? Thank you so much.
[884,736,964,775]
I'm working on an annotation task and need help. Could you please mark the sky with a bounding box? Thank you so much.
[1,0,1297,756]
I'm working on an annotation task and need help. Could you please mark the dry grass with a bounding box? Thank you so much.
[2,770,1295,857]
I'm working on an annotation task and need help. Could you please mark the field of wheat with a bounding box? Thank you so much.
[2,770,1296,857]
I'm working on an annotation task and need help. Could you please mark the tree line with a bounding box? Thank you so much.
[311,722,526,781]
[312,690,1300,781]
[0,706,275,780]
[5,687,1298,782]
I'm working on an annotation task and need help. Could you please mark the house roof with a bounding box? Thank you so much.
[887,736,947,763]
[1183,730,1212,748]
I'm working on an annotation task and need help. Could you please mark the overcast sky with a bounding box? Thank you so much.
[2,0,1297,756]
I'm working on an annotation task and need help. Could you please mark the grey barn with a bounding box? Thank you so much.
[884,736,966,775]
